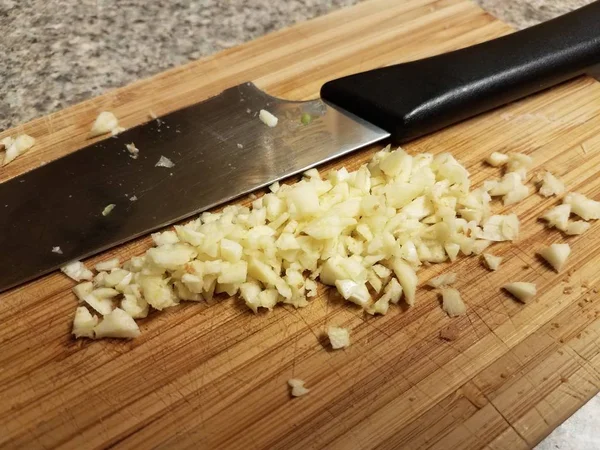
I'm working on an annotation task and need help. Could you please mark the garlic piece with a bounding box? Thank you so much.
[72,306,98,339]
[288,379,309,397]
[563,193,600,220]
[259,109,278,127]
[541,204,571,231]
[482,214,519,241]
[482,253,502,271]
[565,220,591,235]
[93,308,141,339]
[126,143,140,159]
[95,257,120,272]
[538,172,565,197]
[485,152,509,167]
[61,261,94,282]
[90,111,119,137]
[506,153,533,178]
[327,326,350,349]
[427,273,457,288]
[441,288,466,317]
[121,295,149,319]
[391,259,418,306]
[155,155,175,168]
[334,280,370,307]
[102,204,116,216]
[538,243,570,272]
[503,282,536,303]
[2,134,36,166]
[73,281,94,302]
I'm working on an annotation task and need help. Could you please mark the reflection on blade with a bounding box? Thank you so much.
[0,82,389,292]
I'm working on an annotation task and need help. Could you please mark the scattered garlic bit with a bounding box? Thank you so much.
[95,257,120,272]
[565,220,590,235]
[1,134,36,166]
[538,243,570,272]
[441,288,466,317]
[482,253,502,271]
[72,306,98,339]
[90,111,119,137]
[93,308,141,339]
[485,152,509,167]
[149,110,158,120]
[541,204,570,231]
[487,173,529,206]
[506,153,533,178]
[327,326,350,349]
[427,273,457,288]
[102,204,116,216]
[155,155,175,168]
[503,282,536,303]
[259,109,278,127]
[481,214,519,241]
[288,379,309,397]
[61,261,93,282]
[129,195,138,202]
[111,126,126,136]
[563,193,600,220]
[538,172,565,197]
[66,146,539,339]
[126,143,139,159]
[52,246,63,255]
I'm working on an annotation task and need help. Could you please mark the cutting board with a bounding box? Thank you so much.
[3,0,600,448]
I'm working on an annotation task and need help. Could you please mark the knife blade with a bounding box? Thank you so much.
[0,84,388,292]
[1,1,599,293]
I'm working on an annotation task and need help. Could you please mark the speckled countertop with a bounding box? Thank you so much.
[0,0,594,131]
[1,0,598,447]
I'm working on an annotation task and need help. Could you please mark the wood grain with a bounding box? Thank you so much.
[2,0,600,448]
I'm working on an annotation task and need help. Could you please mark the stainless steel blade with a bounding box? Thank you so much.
[0,82,389,293]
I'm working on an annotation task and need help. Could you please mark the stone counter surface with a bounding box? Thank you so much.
[0,0,594,131]
[1,1,598,448]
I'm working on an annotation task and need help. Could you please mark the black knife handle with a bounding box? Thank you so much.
[320,1,600,143]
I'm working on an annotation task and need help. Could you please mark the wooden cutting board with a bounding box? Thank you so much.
[3,0,600,448]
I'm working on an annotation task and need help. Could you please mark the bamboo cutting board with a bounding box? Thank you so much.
[3,0,600,448]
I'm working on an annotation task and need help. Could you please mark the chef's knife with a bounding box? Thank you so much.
[1,2,600,293]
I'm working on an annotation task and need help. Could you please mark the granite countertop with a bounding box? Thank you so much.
[1,0,598,448]
[0,0,594,131]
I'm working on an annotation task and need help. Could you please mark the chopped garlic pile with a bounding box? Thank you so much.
[67,145,538,339]
[90,111,122,137]
[1,134,36,166]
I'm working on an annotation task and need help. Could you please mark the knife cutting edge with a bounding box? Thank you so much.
[1,1,600,293]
